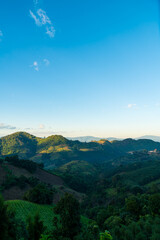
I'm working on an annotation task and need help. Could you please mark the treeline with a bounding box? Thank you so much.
[5,155,44,173]
[0,193,111,240]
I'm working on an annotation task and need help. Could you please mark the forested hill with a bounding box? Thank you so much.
[1,132,160,169]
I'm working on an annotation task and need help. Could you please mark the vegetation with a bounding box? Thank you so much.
[53,193,81,239]
[5,155,43,173]
[54,160,97,193]
[23,184,54,205]
[2,131,160,169]
[7,200,54,231]
[2,133,160,239]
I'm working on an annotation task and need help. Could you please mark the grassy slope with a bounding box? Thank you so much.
[57,160,97,176]
[7,200,91,231]
[7,200,54,230]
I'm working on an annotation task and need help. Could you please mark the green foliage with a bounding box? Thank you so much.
[0,195,9,239]
[27,212,45,240]
[75,223,99,240]
[53,193,81,240]
[100,230,113,240]
[1,132,37,158]
[23,184,54,205]
[55,160,97,193]
[6,155,39,173]
[149,193,160,215]
[125,196,142,217]
[7,200,54,231]
[40,235,52,240]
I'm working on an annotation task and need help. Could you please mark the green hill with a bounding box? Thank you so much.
[7,200,54,230]
[7,200,92,231]
[1,132,160,169]
[0,157,84,203]
[58,160,97,176]
[54,160,98,193]
[0,132,38,158]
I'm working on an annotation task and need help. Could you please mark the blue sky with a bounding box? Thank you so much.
[0,0,160,138]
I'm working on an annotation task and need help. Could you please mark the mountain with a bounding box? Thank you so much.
[1,132,160,169]
[67,136,121,142]
[0,132,38,157]
[136,135,160,142]
[68,135,160,143]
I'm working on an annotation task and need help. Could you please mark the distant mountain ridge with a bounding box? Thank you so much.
[67,136,121,142]
[68,135,160,143]
[136,135,160,142]
[1,132,160,169]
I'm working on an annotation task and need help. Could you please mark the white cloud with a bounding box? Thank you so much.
[127,104,137,109]
[0,123,16,130]
[29,10,41,26]
[46,26,55,38]
[37,9,51,25]
[29,8,55,38]
[43,58,50,66]
[30,61,39,71]
[30,59,51,71]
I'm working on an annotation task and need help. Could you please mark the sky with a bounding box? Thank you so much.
[1,0,160,138]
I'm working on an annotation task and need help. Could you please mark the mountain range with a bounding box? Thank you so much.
[68,135,160,142]
[1,132,160,169]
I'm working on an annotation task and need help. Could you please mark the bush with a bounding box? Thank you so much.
[23,184,54,205]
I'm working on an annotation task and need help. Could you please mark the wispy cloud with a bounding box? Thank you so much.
[37,9,51,25]
[30,61,39,71]
[127,104,137,109]
[0,123,16,130]
[33,61,39,71]
[30,59,50,71]
[0,30,3,41]
[43,58,50,66]
[46,26,55,38]
[29,10,41,26]
[29,8,55,38]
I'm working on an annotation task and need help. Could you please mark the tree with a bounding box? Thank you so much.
[0,195,9,240]
[53,193,81,240]
[125,196,141,217]
[100,230,113,240]
[40,235,52,240]
[27,213,45,240]
[149,194,160,215]
[24,184,54,205]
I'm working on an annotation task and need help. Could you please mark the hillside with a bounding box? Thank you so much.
[7,200,93,232]
[0,132,38,158]
[7,200,54,231]
[1,132,160,169]
[0,156,84,203]
[54,160,98,193]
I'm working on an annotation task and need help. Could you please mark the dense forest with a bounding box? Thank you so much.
[1,132,160,239]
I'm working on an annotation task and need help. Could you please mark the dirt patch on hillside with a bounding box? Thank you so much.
[3,185,30,200]
[0,165,7,184]
[6,164,64,186]
[34,168,64,186]
[0,163,85,203]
